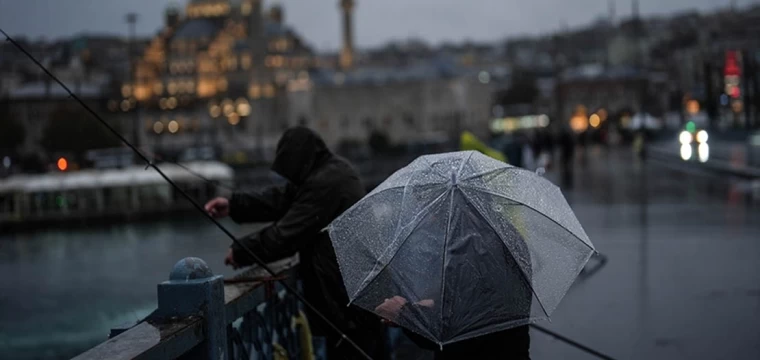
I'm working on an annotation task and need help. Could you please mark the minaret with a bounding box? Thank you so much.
[632,0,639,20]
[608,0,616,25]
[628,0,642,67]
[339,0,355,70]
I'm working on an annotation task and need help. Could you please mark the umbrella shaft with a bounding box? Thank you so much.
[531,324,616,360]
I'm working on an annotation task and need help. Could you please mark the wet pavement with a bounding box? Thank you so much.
[530,147,760,360]
[1,146,759,359]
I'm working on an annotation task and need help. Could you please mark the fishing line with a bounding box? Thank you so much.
[1,28,372,360]
[140,149,238,192]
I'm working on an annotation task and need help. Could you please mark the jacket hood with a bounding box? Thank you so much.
[271,127,332,185]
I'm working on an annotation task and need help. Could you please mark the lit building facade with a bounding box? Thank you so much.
[118,0,314,157]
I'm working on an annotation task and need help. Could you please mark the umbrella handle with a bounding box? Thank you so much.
[531,324,617,360]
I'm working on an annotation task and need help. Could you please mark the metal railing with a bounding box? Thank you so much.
[73,255,304,360]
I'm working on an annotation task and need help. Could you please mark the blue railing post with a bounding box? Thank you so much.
[157,257,227,360]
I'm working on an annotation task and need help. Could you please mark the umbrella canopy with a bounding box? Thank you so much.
[328,151,595,346]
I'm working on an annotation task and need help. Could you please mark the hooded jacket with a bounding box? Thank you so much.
[227,127,386,359]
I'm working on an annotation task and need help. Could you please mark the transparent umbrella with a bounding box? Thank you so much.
[328,151,596,347]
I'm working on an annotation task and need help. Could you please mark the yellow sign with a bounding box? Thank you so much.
[460,131,507,163]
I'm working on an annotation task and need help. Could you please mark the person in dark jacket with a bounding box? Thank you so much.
[204,126,387,359]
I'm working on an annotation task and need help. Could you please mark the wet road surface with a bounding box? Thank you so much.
[532,147,760,360]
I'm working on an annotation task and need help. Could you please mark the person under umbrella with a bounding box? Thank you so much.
[328,150,595,359]
[374,216,533,359]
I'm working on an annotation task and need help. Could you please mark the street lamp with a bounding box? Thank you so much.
[126,13,140,149]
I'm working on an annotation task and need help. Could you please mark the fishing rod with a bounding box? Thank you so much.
[140,149,238,192]
[532,324,616,360]
[0,28,372,360]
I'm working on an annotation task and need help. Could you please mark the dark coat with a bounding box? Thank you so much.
[228,127,386,359]
[405,326,530,360]
[398,210,532,360]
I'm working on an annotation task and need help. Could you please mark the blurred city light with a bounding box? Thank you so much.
[679,131,692,145]
[153,121,164,134]
[537,114,550,127]
[686,100,700,115]
[222,99,235,116]
[680,144,693,161]
[209,104,222,118]
[589,114,601,128]
[478,71,491,84]
[698,143,710,163]
[570,115,589,133]
[57,157,68,171]
[597,108,608,122]
[696,130,708,144]
[236,99,251,116]
[168,120,179,133]
[228,113,240,125]
[490,114,549,134]
[2,156,10,169]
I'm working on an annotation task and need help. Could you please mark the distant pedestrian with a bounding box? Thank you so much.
[557,126,576,188]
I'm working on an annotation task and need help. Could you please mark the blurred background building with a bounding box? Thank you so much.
[2,0,760,170]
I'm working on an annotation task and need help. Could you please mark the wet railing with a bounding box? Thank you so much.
[72,255,308,360]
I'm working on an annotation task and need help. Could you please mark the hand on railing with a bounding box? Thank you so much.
[205,197,230,218]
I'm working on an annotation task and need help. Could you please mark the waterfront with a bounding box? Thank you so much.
[0,217,248,359]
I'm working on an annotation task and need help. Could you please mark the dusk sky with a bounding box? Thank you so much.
[0,0,751,51]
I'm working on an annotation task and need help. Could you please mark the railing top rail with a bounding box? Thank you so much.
[72,255,299,360]
[71,317,204,360]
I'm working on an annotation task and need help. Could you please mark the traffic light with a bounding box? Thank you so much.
[685,121,696,133]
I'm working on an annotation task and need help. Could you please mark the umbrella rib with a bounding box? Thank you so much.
[438,188,456,342]
[421,155,455,180]
[328,181,442,233]
[455,151,475,181]
[390,171,418,241]
[348,190,449,301]
[460,185,595,252]
[458,189,551,319]
[460,165,521,182]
